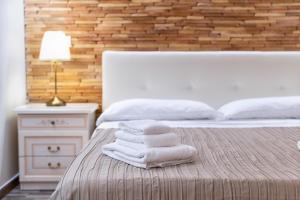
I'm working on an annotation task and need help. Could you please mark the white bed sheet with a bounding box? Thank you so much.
[97,119,300,129]
[93,119,300,138]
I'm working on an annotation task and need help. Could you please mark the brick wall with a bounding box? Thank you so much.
[25,1,300,107]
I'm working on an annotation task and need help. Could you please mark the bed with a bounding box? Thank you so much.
[51,51,300,200]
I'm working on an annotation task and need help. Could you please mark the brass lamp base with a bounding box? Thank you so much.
[46,96,66,106]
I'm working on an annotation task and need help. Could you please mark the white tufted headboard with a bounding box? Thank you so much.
[102,51,300,110]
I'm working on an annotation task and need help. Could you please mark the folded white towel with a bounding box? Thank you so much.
[116,139,146,150]
[102,143,196,162]
[115,130,180,147]
[103,150,195,168]
[119,120,171,135]
[102,143,197,168]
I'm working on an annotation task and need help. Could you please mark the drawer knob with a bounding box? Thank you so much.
[50,121,56,126]
[48,162,61,169]
[47,146,60,152]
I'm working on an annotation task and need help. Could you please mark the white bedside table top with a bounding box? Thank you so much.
[15,103,99,114]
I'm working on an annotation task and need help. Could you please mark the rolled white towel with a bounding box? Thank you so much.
[115,130,180,147]
[102,143,197,168]
[119,120,171,135]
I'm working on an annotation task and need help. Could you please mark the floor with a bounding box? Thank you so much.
[2,185,53,200]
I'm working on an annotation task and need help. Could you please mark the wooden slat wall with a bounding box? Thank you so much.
[25,0,300,107]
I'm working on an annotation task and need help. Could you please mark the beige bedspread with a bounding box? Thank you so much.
[51,127,300,200]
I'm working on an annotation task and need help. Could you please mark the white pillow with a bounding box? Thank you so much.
[97,99,217,125]
[218,96,300,120]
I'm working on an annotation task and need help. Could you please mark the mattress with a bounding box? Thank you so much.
[51,127,300,200]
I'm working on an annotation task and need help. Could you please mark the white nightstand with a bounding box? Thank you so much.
[15,103,98,190]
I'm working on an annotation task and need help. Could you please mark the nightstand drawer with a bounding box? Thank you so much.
[22,136,83,157]
[21,156,74,178]
[19,114,88,130]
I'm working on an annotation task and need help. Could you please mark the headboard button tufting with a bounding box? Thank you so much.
[102,51,300,110]
[185,85,193,91]
[139,84,148,91]
[279,85,286,90]
[232,84,240,91]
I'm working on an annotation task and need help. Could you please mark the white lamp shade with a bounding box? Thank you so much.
[39,31,71,61]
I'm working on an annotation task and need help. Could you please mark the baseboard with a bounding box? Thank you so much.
[0,173,19,199]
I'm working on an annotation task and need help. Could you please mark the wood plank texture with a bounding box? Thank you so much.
[2,185,52,200]
[0,177,19,199]
[25,0,300,106]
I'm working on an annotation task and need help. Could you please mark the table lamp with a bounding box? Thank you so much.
[39,31,71,106]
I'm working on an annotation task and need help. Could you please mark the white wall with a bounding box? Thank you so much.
[0,0,26,188]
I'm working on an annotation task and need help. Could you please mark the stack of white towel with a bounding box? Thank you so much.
[102,120,197,169]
